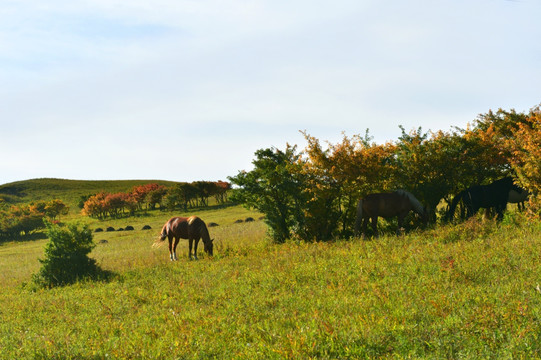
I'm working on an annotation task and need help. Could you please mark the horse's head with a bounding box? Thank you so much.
[204,238,214,256]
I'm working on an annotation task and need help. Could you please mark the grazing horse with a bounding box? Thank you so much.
[447,177,523,221]
[354,190,428,238]
[508,188,529,211]
[159,216,214,260]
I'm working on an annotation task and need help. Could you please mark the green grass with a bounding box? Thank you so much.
[1,180,541,358]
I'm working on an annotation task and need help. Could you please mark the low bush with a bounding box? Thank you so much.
[32,222,105,288]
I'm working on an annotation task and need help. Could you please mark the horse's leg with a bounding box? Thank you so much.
[361,217,368,239]
[188,239,194,260]
[464,204,471,219]
[172,237,180,261]
[371,216,378,238]
[168,236,174,261]
[193,239,200,260]
[473,205,481,219]
[397,214,404,235]
[496,203,506,221]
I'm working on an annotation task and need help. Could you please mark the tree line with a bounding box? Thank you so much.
[229,105,541,242]
[82,181,231,219]
[0,199,69,239]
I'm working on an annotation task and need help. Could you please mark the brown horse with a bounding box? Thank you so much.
[354,190,428,238]
[159,216,214,260]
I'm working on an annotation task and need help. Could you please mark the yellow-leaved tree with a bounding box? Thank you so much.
[506,105,541,217]
[300,131,396,240]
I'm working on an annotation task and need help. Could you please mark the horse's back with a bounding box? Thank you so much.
[168,216,208,239]
[465,178,514,209]
[166,217,190,238]
[362,192,406,217]
[509,189,528,203]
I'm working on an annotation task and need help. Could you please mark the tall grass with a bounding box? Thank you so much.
[1,206,541,358]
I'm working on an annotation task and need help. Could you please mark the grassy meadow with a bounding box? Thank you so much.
[1,180,541,359]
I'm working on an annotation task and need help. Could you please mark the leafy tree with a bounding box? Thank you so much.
[131,183,167,210]
[82,192,136,218]
[473,107,530,142]
[393,127,466,218]
[300,131,396,239]
[165,183,198,211]
[193,181,216,207]
[82,192,108,219]
[229,146,307,243]
[214,181,231,204]
[146,186,168,210]
[43,199,69,220]
[78,194,94,209]
[506,105,541,216]
[104,192,127,218]
[32,222,102,288]
[393,120,519,222]
[0,201,61,238]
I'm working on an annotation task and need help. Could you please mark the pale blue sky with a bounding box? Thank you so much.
[1,0,540,184]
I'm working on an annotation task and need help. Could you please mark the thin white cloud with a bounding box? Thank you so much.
[1,0,540,184]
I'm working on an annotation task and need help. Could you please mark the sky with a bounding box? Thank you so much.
[1,0,540,185]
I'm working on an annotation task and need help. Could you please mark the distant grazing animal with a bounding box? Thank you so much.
[158,216,214,261]
[354,190,428,238]
[447,177,523,221]
[142,225,152,230]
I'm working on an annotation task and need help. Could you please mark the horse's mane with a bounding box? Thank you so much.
[188,216,211,242]
[394,190,425,215]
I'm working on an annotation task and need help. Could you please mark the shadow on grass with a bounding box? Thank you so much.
[26,266,117,291]
[165,202,240,213]
[0,231,48,245]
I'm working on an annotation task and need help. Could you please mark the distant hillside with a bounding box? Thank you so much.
[0,178,180,209]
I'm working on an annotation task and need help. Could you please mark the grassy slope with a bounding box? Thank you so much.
[1,179,541,358]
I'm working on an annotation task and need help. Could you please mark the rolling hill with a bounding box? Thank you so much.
[0,178,180,209]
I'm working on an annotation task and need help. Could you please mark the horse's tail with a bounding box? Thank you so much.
[354,199,363,236]
[151,221,169,248]
[159,222,168,241]
[447,190,465,222]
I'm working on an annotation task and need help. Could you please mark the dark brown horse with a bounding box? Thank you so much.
[447,177,524,221]
[354,190,428,238]
[159,216,213,260]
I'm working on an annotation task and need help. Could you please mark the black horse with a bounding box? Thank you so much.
[447,177,524,221]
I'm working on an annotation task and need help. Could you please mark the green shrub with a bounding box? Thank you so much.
[32,221,102,288]
[229,146,307,243]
